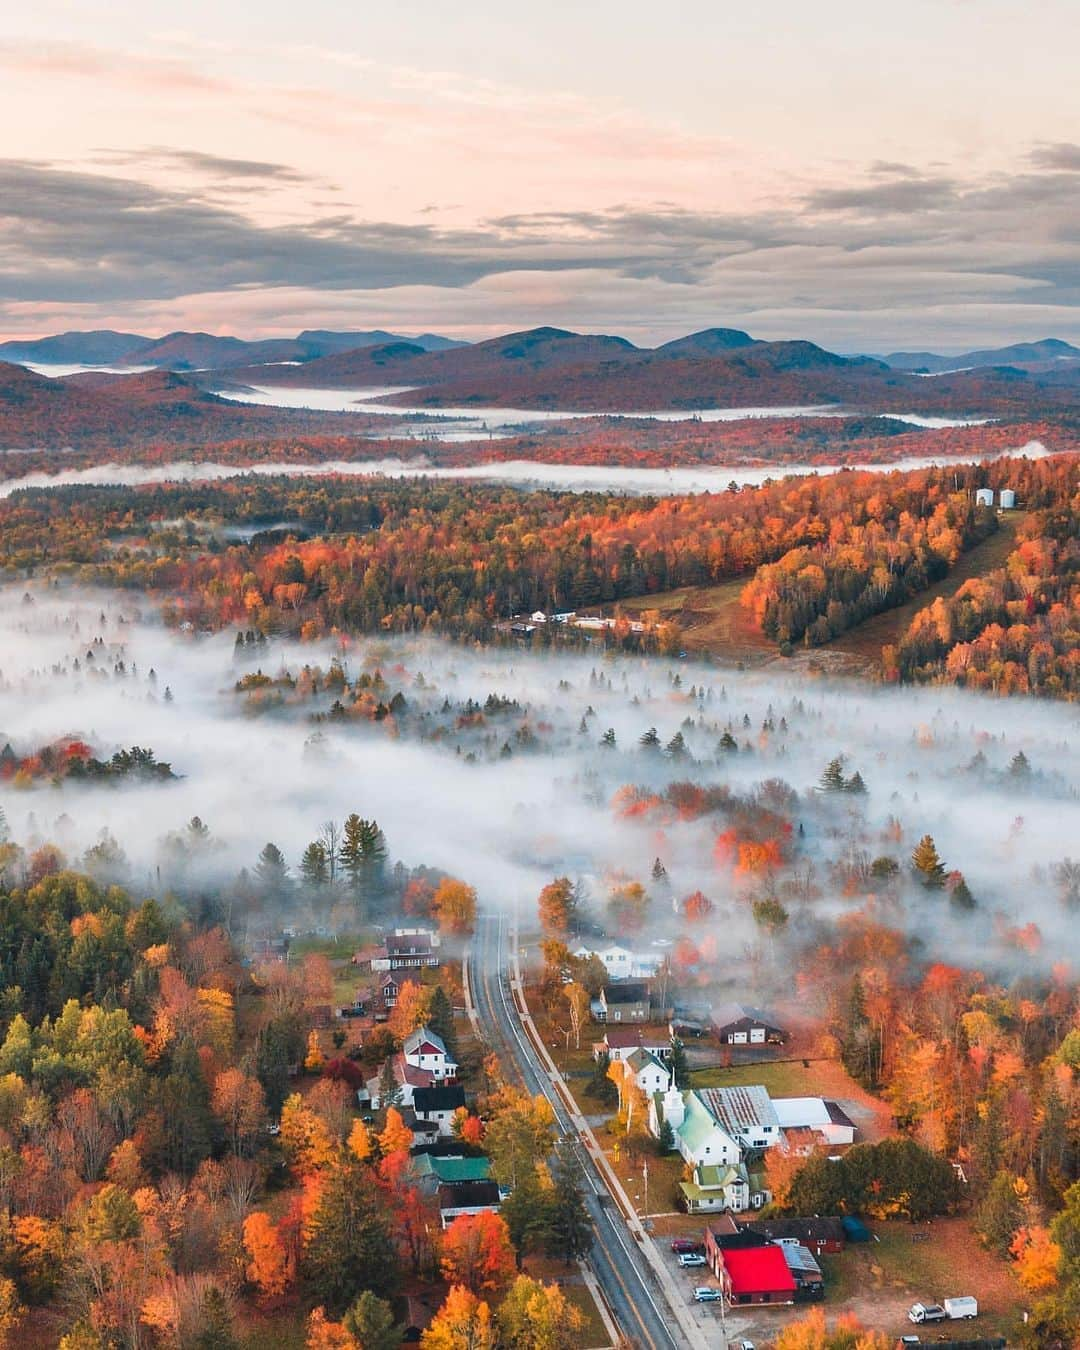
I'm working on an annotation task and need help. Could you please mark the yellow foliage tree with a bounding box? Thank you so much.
[497,1274,586,1349]
[421,1285,497,1350]
[306,1308,359,1349]
[279,1093,337,1175]
[305,1029,325,1073]
[379,1106,413,1158]
[347,1118,373,1163]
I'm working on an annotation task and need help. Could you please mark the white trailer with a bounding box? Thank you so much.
[944,1296,978,1320]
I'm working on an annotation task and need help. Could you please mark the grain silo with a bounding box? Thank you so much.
[975,488,994,507]
[999,489,1017,509]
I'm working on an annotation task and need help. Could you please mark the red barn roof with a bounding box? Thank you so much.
[721,1245,796,1297]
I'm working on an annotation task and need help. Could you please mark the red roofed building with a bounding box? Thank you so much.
[711,1243,796,1306]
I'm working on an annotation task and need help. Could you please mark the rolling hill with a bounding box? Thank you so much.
[882,337,1080,374]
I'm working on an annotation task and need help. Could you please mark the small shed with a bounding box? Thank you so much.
[974,487,994,507]
[999,488,1017,509]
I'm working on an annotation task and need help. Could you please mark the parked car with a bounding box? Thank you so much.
[898,1338,920,1347]
[678,1253,707,1268]
[693,1287,723,1303]
[670,1238,704,1255]
[908,1303,947,1324]
[737,1342,756,1350]
[944,1296,978,1320]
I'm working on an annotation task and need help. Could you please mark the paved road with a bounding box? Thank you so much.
[469,911,686,1350]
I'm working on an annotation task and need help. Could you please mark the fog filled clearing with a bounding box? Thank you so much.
[1,584,1075,982]
[0,441,1052,498]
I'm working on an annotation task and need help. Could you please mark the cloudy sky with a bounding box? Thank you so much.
[2,0,1079,349]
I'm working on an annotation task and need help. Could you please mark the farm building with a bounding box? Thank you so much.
[710,1002,786,1045]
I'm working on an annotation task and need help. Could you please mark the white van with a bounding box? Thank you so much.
[944,1296,978,1320]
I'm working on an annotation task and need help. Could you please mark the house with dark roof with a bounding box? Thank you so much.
[594,1026,672,1062]
[412,1083,467,1136]
[437,1180,502,1228]
[597,982,651,1023]
[710,1002,786,1046]
[371,928,441,972]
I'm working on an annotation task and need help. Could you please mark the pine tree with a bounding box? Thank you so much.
[669,1038,690,1089]
[300,840,330,889]
[378,1057,402,1109]
[428,986,457,1060]
[342,1291,402,1350]
[974,1170,1023,1256]
[639,727,660,750]
[546,1146,592,1265]
[254,842,290,898]
[820,757,846,792]
[194,1286,238,1350]
[949,875,976,910]
[844,770,867,794]
[158,1036,214,1176]
[302,1161,398,1314]
[911,834,947,888]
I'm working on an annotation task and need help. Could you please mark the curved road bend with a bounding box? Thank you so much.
[469,911,687,1350]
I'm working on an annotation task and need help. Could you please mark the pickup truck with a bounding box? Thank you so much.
[907,1302,947,1324]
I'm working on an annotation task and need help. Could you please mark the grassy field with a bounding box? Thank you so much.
[689,1057,895,1141]
[611,577,775,664]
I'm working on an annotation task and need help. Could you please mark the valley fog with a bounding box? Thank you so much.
[0,440,1054,498]
[0,584,1076,980]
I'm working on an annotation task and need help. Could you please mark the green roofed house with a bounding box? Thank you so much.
[412,1153,493,1193]
[679,1162,758,1214]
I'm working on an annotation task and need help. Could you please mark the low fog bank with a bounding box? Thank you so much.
[0,441,1055,499]
[0,582,1076,982]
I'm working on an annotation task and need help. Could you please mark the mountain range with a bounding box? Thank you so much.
[0,328,466,371]
[880,337,1080,374]
[217,326,1080,415]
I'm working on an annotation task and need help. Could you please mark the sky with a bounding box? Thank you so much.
[2,0,1080,350]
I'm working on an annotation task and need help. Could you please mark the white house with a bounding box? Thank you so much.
[650,1085,742,1168]
[573,943,664,981]
[594,1026,672,1062]
[403,1027,458,1082]
[772,1098,857,1147]
[623,1047,670,1097]
[650,1084,781,1167]
[412,1084,467,1137]
[679,1162,763,1215]
[698,1085,781,1153]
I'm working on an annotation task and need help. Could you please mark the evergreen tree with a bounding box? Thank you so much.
[974,1170,1023,1256]
[254,842,290,899]
[158,1036,213,1176]
[300,840,330,889]
[949,875,976,910]
[501,1166,551,1266]
[340,814,388,918]
[840,975,880,1087]
[819,757,846,792]
[718,730,738,753]
[911,834,947,888]
[256,1012,304,1115]
[428,986,457,1060]
[302,1161,398,1313]
[657,1118,675,1153]
[844,770,867,794]
[638,727,660,750]
[546,1146,592,1265]
[599,728,616,748]
[378,1057,402,1108]
[1009,750,1031,779]
[669,1038,690,1090]
[343,1291,402,1350]
[194,1287,238,1350]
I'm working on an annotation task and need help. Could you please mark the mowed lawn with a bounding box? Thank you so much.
[689,1058,894,1141]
